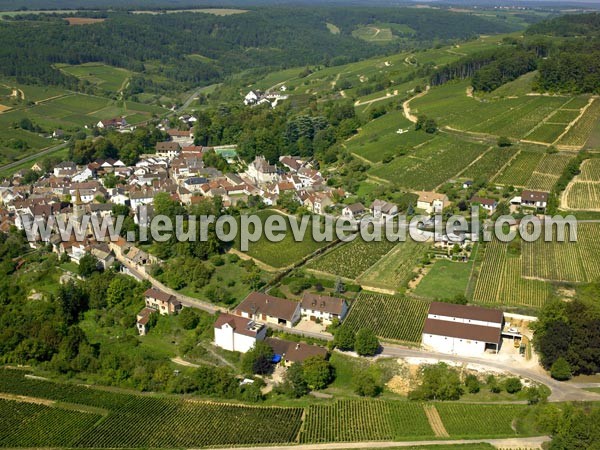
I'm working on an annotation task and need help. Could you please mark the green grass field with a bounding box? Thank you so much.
[58,63,131,92]
[233,210,328,269]
[413,259,472,300]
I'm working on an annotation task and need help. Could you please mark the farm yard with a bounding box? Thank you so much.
[341,292,430,343]
[472,239,551,308]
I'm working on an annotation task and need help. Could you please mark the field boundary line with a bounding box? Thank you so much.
[446,145,493,187]
[491,149,522,185]
[553,97,596,146]
[423,405,450,438]
[523,96,574,139]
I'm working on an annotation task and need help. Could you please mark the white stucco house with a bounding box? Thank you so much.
[214,313,266,353]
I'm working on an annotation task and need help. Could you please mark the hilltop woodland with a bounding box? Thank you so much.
[0,7,516,96]
[430,13,600,94]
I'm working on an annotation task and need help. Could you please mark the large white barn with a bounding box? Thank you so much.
[421,302,504,356]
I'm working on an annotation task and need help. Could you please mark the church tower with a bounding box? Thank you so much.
[73,189,85,222]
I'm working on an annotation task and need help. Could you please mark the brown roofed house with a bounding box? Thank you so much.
[266,337,328,365]
[301,293,348,324]
[144,287,181,315]
[235,292,301,328]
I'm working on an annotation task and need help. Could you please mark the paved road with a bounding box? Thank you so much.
[200,436,551,450]
[0,142,68,173]
[380,345,600,403]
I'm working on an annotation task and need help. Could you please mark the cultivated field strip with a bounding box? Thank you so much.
[435,404,524,438]
[472,239,550,308]
[300,400,434,442]
[563,159,600,210]
[525,152,573,191]
[522,223,600,283]
[358,240,429,291]
[342,292,430,342]
[0,398,102,448]
[0,369,304,448]
[558,98,600,147]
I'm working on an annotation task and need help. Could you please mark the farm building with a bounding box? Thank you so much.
[235,292,301,328]
[266,337,328,365]
[421,302,504,355]
[214,313,266,353]
[300,293,348,325]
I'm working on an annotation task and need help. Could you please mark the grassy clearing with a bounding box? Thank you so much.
[58,63,131,92]
[413,259,472,300]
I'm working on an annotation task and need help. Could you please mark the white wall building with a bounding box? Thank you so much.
[214,313,266,353]
[421,302,503,356]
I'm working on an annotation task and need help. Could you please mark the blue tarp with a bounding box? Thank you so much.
[271,354,282,363]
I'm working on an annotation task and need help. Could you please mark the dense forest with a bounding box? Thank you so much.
[0,7,516,93]
[429,13,600,94]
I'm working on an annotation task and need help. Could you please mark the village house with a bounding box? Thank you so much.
[266,337,328,366]
[471,196,498,214]
[213,313,267,353]
[243,90,261,106]
[342,203,365,219]
[97,117,127,130]
[246,156,279,185]
[422,302,504,356]
[235,292,301,328]
[155,141,181,160]
[520,190,548,211]
[144,287,182,315]
[300,293,348,325]
[416,191,449,214]
[370,199,398,221]
[136,307,155,335]
[167,129,194,146]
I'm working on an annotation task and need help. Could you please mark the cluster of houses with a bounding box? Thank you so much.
[243,87,289,108]
[214,291,348,364]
